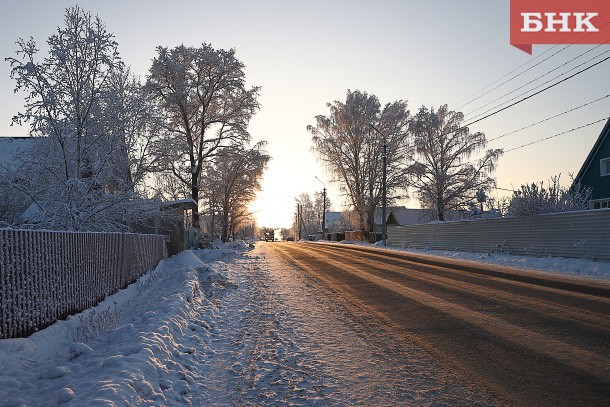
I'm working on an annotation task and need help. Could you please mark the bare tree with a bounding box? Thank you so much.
[308,90,411,233]
[408,105,502,221]
[146,44,260,228]
[201,142,270,242]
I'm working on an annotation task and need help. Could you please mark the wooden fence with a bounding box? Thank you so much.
[387,209,610,261]
[0,229,167,339]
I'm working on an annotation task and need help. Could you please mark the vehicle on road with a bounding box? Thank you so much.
[263,229,275,242]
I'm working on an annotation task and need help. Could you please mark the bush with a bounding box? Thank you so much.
[507,175,591,217]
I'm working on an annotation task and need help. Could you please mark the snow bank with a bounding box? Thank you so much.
[0,247,229,406]
[338,241,610,280]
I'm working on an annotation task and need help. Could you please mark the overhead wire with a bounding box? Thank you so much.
[460,56,610,129]
[486,94,610,144]
[463,47,609,121]
[503,117,610,154]
[385,93,610,158]
[348,16,610,198]
[453,44,569,111]
[454,12,610,113]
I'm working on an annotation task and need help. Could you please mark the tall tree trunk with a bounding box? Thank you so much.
[191,172,200,228]
[437,195,445,221]
[221,211,230,242]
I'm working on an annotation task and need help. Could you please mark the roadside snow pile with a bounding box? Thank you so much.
[342,241,610,280]
[0,247,240,406]
[388,247,610,280]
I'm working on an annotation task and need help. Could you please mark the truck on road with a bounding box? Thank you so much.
[263,229,275,242]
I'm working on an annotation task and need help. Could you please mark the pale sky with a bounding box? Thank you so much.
[1,1,608,228]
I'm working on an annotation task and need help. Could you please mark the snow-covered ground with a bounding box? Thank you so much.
[359,241,610,281]
[1,240,607,406]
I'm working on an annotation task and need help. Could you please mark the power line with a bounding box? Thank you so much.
[487,94,610,144]
[453,44,569,111]
[493,186,517,193]
[464,47,609,121]
[503,117,609,154]
[387,93,609,159]
[462,117,608,165]
[382,91,610,165]
[454,13,610,112]
[461,56,610,129]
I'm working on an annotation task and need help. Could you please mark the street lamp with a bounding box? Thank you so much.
[315,176,327,240]
[369,123,387,245]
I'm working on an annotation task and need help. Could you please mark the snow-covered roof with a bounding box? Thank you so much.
[160,198,198,209]
[324,211,343,224]
[373,206,432,225]
[0,137,33,171]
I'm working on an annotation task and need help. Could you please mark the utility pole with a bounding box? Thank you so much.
[315,176,326,240]
[295,200,304,241]
[369,123,387,245]
[297,203,302,240]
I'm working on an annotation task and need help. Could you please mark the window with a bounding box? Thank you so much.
[601,157,610,176]
[593,200,610,209]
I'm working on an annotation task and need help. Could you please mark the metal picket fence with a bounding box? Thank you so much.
[0,229,167,339]
[387,209,610,261]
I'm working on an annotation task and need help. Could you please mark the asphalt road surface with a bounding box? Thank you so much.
[269,242,610,406]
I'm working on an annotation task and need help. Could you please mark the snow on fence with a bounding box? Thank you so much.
[386,209,610,261]
[0,229,167,339]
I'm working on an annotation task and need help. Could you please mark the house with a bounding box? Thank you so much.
[0,137,34,224]
[373,206,467,230]
[573,118,610,209]
[159,199,199,255]
[0,136,33,172]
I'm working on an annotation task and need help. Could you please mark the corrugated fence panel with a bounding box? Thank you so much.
[0,229,167,339]
[433,221,474,251]
[387,209,610,262]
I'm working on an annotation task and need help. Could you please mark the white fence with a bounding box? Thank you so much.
[387,209,610,261]
[0,229,167,339]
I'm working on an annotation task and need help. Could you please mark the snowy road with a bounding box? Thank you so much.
[0,242,502,406]
[1,241,608,406]
[272,242,610,406]
[200,243,502,406]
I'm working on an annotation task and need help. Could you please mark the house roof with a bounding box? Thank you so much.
[324,211,343,224]
[0,136,33,171]
[573,118,610,185]
[161,198,198,210]
[373,206,432,225]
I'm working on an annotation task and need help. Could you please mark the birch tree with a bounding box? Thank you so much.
[146,44,260,228]
[6,6,122,181]
[5,7,162,231]
[408,105,502,221]
[97,67,165,193]
[308,90,411,233]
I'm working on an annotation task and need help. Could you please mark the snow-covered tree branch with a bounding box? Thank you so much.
[146,44,261,228]
[407,104,502,221]
[4,7,166,231]
[308,90,411,233]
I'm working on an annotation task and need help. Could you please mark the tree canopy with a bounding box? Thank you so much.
[5,6,163,231]
[146,44,260,228]
[308,90,411,233]
[408,105,502,221]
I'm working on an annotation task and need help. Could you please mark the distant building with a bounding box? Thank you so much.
[0,136,33,172]
[573,118,610,209]
[0,137,34,224]
[324,211,346,232]
[373,206,466,231]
